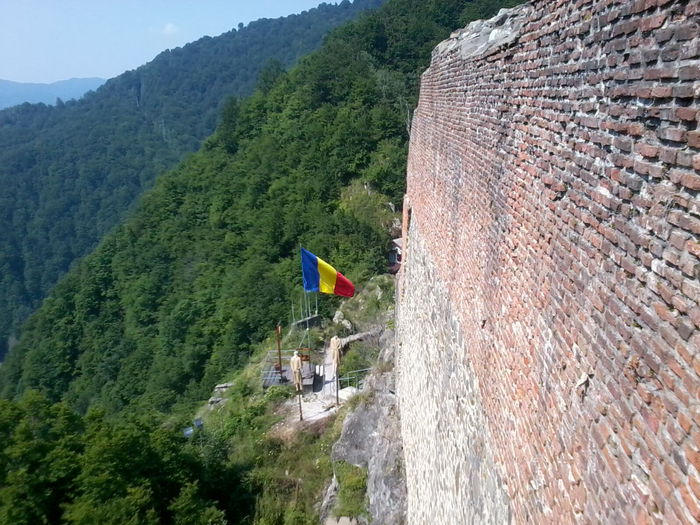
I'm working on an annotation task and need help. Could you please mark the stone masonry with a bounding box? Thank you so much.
[396,0,700,523]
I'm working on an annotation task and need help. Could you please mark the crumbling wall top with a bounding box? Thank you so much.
[433,3,533,60]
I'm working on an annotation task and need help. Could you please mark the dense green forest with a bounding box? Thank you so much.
[0,0,384,361]
[0,0,520,522]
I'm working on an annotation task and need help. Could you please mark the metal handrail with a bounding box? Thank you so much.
[338,367,372,389]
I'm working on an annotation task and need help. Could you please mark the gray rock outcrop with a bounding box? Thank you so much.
[328,329,406,525]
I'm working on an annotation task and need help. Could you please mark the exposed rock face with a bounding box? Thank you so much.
[330,329,407,525]
[333,310,354,332]
[320,475,340,523]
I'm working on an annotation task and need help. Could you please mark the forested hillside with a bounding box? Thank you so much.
[0,0,384,361]
[0,1,520,522]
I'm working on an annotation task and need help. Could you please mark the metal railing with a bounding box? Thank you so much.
[261,347,312,388]
[338,368,372,390]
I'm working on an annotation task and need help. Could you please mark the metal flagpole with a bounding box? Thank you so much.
[296,245,305,420]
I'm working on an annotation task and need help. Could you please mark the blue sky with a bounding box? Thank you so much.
[0,1,331,83]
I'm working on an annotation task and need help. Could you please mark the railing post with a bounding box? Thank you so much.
[276,323,284,381]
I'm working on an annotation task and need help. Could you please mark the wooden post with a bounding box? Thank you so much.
[336,354,340,407]
[298,392,303,421]
[276,323,283,381]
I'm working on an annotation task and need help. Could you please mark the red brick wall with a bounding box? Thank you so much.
[400,0,700,522]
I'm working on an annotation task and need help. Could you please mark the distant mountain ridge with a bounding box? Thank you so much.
[0,0,386,360]
[0,78,106,109]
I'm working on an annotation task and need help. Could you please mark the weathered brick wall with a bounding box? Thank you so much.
[396,0,700,523]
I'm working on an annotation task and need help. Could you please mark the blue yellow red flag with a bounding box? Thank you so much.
[301,248,354,297]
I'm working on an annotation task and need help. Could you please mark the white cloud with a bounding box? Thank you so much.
[162,23,179,35]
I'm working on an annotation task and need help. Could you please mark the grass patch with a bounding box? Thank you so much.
[339,275,395,331]
[339,341,379,377]
[250,408,352,525]
[334,461,368,518]
[345,390,373,412]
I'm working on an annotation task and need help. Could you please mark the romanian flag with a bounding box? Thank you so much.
[301,248,355,298]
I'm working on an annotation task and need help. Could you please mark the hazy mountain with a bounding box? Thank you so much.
[0,78,106,109]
